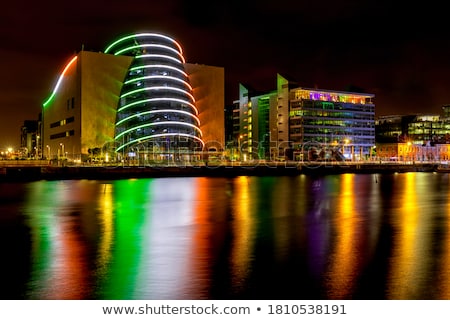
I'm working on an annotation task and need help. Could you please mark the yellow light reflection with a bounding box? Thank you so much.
[231,176,255,292]
[326,174,359,299]
[436,177,450,298]
[386,172,426,299]
[97,183,113,277]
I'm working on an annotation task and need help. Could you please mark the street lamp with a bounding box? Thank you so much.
[46,145,50,159]
[238,135,243,161]
[36,135,40,159]
[60,143,64,158]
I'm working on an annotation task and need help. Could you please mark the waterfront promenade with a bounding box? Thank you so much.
[0,160,440,181]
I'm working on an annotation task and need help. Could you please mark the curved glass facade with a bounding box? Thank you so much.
[104,33,204,155]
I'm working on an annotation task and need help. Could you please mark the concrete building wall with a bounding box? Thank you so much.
[184,63,225,151]
[42,51,133,160]
[276,74,290,155]
[79,51,133,154]
[42,55,80,160]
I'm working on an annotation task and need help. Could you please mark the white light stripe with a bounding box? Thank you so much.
[124,75,192,90]
[114,44,185,63]
[129,64,188,77]
[116,109,200,126]
[118,97,198,115]
[120,86,195,103]
[135,54,182,64]
[104,33,183,55]
[115,121,202,140]
[116,133,204,152]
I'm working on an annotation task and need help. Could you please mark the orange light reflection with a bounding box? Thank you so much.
[230,176,255,293]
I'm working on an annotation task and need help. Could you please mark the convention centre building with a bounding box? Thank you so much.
[41,32,224,162]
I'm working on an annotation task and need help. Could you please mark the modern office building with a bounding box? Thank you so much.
[42,32,224,162]
[375,111,450,146]
[231,74,376,161]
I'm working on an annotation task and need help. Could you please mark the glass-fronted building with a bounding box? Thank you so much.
[289,87,375,160]
[231,74,376,161]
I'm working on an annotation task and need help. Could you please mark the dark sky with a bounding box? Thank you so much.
[1,0,450,147]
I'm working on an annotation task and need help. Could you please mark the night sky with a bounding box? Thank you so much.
[1,0,450,148]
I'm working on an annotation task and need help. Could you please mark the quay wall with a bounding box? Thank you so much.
[0,161,440,182]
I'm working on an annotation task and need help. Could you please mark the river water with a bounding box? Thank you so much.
[1,172,450,300]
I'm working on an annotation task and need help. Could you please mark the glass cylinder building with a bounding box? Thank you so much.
[104,33,204,159]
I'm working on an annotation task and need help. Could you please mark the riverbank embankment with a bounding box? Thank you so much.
[0,161,440,182]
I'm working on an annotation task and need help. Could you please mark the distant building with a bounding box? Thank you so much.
[375,142,446,162]
[408,114,442,145]
[375,106,450,161]
[42,32,224,162]
[375,115,410,143]
[376,111,450,146]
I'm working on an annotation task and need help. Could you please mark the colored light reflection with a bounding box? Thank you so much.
[306,177,335,279]
[23,181,91,299]
[9,174,450,299]
[187,177,215,298]
[387,173,415,299]
[98,179,153,299]
[138,178,199,299]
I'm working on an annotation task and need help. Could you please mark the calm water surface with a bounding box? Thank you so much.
[1,172,450,299]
